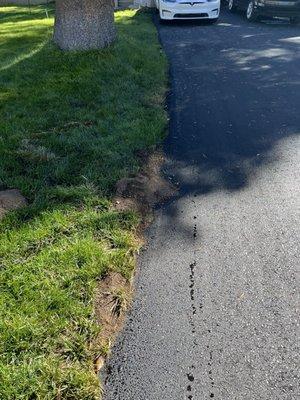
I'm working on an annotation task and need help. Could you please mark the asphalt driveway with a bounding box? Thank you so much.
[104,8,300,400]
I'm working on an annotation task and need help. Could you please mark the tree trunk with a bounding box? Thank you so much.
[53,0,116,51]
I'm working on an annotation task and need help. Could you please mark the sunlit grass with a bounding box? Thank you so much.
[0,5,167,399]
[0,6,53,71]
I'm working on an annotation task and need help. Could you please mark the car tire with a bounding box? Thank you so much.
[208,18,219,23]
[246,1,258,21]
[290,17,300,24]
[228,0,237,12]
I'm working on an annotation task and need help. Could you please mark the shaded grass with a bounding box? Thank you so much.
[0,5,167,399]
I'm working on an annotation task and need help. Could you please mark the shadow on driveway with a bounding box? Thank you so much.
[154,8,300,216]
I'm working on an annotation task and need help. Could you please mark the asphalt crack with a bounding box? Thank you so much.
[186,195,199,399]
[208,349,215,395]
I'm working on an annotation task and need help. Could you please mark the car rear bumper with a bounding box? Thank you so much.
[255,0,300,17]
[159,1,220,19]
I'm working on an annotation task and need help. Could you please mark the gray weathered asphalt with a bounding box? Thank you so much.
[104,9,300,400]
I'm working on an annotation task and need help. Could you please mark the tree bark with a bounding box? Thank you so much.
[53,0,116,51]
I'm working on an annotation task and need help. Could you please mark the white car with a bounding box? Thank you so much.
[155,0,220,21]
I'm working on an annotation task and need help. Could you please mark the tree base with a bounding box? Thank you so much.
[53,0,116,51]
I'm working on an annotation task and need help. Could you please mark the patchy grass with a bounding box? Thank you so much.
[110,288,130,317]
[0,5,167,399]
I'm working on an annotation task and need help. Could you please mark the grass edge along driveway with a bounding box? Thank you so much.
[0,6,167,399]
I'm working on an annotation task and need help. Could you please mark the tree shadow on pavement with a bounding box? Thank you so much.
[154,9,300,233]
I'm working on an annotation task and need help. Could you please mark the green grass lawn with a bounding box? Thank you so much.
[0,5,167,399]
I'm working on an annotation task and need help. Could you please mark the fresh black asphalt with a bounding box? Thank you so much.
[104,8,300,400]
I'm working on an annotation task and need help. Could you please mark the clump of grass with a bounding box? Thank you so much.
[0,5,167,399]
[110,289,130,317]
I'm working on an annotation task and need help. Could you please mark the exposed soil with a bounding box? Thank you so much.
[94,150,177,374]
[93,272,132,374]
[0,189,27,219]
[114,150,177,225]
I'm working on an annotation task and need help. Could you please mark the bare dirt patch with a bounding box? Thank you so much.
[114,150,177,224]
[94,150,177,374]
[0,189,27,219]
[93,272,132,373]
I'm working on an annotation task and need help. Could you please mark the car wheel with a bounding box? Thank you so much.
[246,1,258,21]
[290,17,300,24]
[228,0,237,12]
[208,18,219,23]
